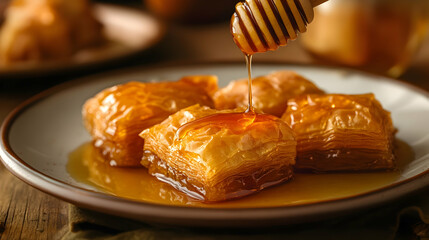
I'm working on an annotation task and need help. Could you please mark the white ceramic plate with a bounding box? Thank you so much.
[0,4,165,78]
[1,62,429,227]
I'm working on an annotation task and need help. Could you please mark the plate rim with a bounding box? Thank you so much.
[1,61,429,226]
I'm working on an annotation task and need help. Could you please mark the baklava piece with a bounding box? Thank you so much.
[0,0,103,64]
[281,93,395,172]
[140,104,296,202]
[213,71,324,117]
[82,76,217,167]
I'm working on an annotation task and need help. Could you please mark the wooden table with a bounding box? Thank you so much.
[1,21,429,239]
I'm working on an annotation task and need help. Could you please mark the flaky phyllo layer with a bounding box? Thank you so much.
[140,105,297,202]
[282,93,395,172]
[82,76,217,167]
[213,71,324,117]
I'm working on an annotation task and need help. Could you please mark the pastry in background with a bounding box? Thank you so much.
[0,0,103,65]
[281,93,396,172]
[140,104,296,202]
[82,76,217,167]
[213,71,324,117]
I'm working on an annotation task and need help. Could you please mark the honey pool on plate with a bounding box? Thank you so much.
[68,139,413,208]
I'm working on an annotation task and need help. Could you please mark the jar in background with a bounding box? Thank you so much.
[301,0,429,77]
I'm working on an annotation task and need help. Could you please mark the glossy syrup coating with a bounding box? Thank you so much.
[82,76,217,167]
[140,105,296,202]
[213,71,324,117]
[0,0,103,64]
[281,93,396,172]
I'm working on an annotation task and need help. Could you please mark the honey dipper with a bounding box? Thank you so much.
[231,0,328,54]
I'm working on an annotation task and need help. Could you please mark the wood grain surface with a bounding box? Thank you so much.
[0,93,68,240]
[0,16,428,240]
[0,168,68,240]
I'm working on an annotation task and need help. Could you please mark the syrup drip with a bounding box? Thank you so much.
[176,51,258,137]
[245,54,254,113]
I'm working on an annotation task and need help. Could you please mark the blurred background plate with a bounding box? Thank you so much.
[0,4,165,79]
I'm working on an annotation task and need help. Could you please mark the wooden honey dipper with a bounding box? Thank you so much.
[231,0,328,54]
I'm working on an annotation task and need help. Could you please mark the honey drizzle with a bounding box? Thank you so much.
[176,52,257,140]
[245,54,254,113]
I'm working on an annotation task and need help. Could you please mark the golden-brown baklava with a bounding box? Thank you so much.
[82,76,217,167]
[281,93,395,172]
[213,71,324,117]
[0,0,103,64]
[140,104,297,202]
